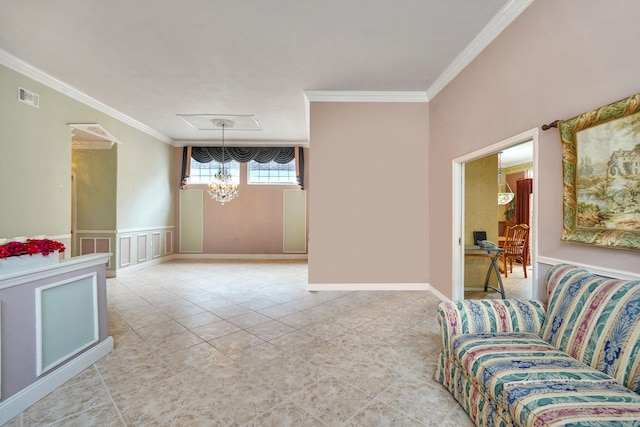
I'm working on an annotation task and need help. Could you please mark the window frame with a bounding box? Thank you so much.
[188,158,241,184]
[247,159,297,185]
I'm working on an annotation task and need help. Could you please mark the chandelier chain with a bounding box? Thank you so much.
[207,120,239,205]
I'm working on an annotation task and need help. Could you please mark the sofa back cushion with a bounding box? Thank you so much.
[541,264,640,393]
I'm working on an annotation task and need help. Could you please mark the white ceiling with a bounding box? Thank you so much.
[0,0,532,146]
[501,141,533,167]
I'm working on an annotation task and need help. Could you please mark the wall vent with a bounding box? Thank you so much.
[18,86,40,107]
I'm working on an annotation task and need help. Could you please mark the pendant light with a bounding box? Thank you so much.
[497,151,514,205]
[207,120,239,205]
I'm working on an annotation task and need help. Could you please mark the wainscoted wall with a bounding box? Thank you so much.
[75,227,174,276]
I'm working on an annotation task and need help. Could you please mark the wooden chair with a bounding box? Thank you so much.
[501,223,530,278]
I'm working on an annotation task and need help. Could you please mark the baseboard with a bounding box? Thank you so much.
[427,284,451,302]
[173,253,308,261]
[111,254,308,277]
[112,255,176,277]
[307,282,429,291]
[0,337,114,425]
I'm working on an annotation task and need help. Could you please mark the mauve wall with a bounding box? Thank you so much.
[308,102,429,285]
[175,148,309,254]
[429,0,640,298]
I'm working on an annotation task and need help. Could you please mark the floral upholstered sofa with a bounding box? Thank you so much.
[435,264,640,426]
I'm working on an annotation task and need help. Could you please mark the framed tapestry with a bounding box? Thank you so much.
[558,93,640,250]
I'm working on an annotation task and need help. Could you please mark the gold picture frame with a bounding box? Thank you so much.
[559,93,640,250]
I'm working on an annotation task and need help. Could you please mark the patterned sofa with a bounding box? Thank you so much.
[434,264,640,426]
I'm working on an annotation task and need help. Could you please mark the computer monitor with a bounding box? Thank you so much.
[473,231,487,246]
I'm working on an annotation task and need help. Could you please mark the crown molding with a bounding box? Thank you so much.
[0,48,172,144]
[503,162,533,175]
[304,91,428,103]
[172,139,309,148]
[426,0,534,100]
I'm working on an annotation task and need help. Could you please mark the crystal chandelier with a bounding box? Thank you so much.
[207,120,238,205]
[497,151,514,205]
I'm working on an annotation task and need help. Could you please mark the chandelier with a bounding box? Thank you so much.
[207,120,239,205]
[497,151,514,205]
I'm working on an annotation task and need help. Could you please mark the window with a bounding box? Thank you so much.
[189,158,240,184]
[248,160,297,184]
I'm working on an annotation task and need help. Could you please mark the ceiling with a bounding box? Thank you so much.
[502,141,533,168]
[0,0,532,147]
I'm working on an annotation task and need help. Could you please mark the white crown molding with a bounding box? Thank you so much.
[304,91,429,103]
[426,0,534,100]
[0,48,172,144]
[173,139,310,148]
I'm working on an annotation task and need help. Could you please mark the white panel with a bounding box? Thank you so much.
[283,190,307,253]
[79,237,111,268]
[165,231,173,254]
[120,237,131,267]
[180,190,203,253]
[152,233,161,258]
[138,234,147,262]
[35,274,98,375]
[79,238,95,255]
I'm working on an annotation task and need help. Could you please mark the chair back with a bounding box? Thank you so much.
[504,223,529,255]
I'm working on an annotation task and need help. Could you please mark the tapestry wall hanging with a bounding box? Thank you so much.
[558,93,640,250]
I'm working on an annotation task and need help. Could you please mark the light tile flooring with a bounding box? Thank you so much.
[464,264,533,300]
[5,260,474,426]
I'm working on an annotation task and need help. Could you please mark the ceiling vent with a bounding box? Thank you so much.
[18,86,39,107]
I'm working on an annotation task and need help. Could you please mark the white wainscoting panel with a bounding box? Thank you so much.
[138,234,148,262]
[35,274,98,375]
[120,237,131,267]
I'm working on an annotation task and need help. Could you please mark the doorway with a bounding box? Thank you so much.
[452,128,539,301]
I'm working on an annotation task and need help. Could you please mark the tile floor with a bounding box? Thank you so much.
[5,260,475,426]
[464,264,533,300]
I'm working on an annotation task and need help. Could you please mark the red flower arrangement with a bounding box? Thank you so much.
[0,239,66,259]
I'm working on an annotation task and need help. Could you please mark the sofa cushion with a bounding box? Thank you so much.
[541,264,640,393]
[505,381,640,426]
[453,333,622,410]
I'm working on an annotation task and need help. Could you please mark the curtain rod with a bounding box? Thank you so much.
[541,120,559,130]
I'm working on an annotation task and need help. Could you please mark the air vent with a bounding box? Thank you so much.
[18,86,39,107]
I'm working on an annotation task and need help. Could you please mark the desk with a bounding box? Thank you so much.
[464,246,505,298]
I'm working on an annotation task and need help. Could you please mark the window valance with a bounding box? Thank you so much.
[191,147,295,164]
[181,146,305,190]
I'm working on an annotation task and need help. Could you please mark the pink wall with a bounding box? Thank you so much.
[308,102,429,285]
[175,148,309,255]
[429,0,640,298]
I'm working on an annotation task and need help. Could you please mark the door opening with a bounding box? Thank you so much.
[452,128,539,301]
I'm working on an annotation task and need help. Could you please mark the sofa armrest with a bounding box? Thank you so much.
[437,299,546,358]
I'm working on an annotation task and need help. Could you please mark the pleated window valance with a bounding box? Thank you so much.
[191,147,295,164]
